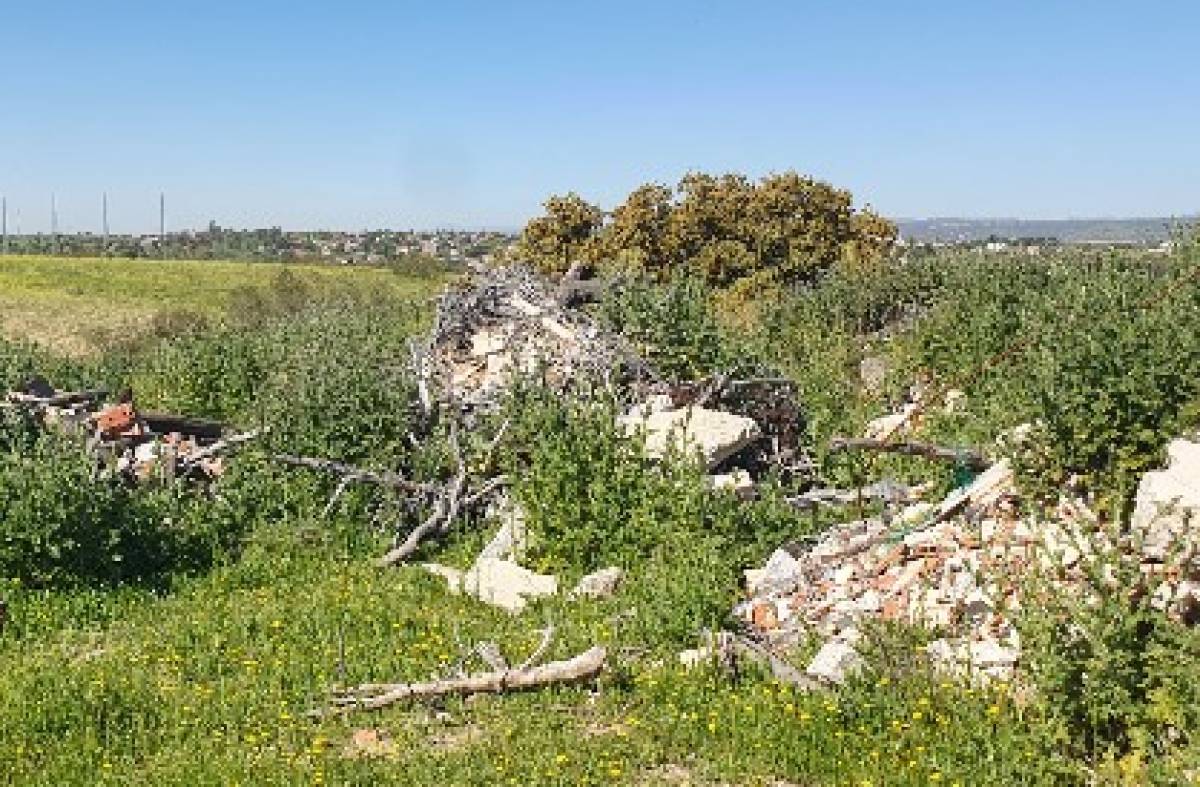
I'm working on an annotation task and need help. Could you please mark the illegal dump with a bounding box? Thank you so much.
[4,249,1200,784]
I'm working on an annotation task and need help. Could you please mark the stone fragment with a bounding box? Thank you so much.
[571,567,625,599]
[461,558,558,614]
[343,728,398,759]
[709,469,756,499]
[805,641,863,684]
[620,406,761,469]
[744,549,802,595]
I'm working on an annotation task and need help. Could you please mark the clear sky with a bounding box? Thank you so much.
[1,1,1197,233]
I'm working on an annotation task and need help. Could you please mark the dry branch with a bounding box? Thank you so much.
[828,437,988,470]
[312,645,606,717]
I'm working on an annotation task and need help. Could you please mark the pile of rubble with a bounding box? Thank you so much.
[411,263,651,413]
[3,377,259,483]
[737,430,1200,685]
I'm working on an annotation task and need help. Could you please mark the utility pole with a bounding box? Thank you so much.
[51,193,58,254]
[102,192,109,256]
[159,192,165,258]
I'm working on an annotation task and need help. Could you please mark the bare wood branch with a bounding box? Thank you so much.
[828,437,988,471]
[312,645,606,718]
[178,428,268,470]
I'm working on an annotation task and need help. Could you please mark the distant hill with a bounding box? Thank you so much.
[896,216,1197,244]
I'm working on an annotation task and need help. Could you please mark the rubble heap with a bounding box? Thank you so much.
[412,263,652,411]
[738,437,1200,684]
[4,377,258,483]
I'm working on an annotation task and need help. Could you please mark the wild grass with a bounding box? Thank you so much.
[2,247,1200,784]
[0,255,439,357]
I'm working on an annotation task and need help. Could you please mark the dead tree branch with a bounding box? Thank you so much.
[311,645,606,718]
[828,437,988,471]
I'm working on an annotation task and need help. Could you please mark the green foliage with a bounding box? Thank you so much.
[596,275,748,379]
[501,385,813,646]
[516,170,898,287]
[0,428,247,588]
[1020,551,1200,768]
[515,192,605,274]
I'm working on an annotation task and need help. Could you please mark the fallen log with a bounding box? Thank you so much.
[828,437,988,471]
[312,645,606,717]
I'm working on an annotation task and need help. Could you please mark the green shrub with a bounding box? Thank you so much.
[0,431,247,588]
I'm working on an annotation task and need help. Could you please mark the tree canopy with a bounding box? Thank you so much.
[515,171,897,287]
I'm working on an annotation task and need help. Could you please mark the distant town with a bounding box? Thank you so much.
[0,225,516,267]
[0,215,1193,267]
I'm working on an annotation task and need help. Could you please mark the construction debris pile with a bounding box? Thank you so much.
[410,263,652,413]
[737,431,1200,685]
[3,377,260,483]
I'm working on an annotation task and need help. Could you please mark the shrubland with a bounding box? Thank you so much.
[1,243,1199,784]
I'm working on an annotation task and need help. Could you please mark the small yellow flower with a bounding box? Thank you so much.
[912,710,924,721]
[988,704,1001,716]
[555,754,568,765]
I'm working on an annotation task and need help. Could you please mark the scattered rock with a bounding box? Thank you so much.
[343,728,398,759]
[571,567,625,599]
[709,469,756,499]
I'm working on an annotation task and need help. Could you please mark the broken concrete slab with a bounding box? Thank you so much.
[461,558,558,614]
[710,469,755,499]
[1131,439,1200,541]
[478,498,528,562]
[620,406,761,470]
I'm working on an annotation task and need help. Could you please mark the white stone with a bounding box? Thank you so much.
[1131,440,1200,554]
[620,406,761,470]
[969,638,1018,680]
[805,641,863,684]
[744,549,801,595]
[709,469,756,499]
[461,558,558,614]
[571,567,625,599]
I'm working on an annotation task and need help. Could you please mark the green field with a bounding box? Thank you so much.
[0,256,436,356]
[2,249,1200,785]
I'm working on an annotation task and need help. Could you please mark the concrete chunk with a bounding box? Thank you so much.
[621,406,761,469]
[461,558,558,614]
[805,641,863,684]
[571,567,625,599]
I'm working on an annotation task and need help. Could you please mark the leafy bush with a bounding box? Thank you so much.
[501,385,815,646]
[0,429,247,588]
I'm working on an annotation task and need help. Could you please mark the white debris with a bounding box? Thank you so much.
[621,406,761,470]
[709,469,756,499]
[478,498,528,562]
[571,567,625,599]
[805,641,863,684]
[744,548,802,596]
[422,563,464,593]
[461,558,558,614]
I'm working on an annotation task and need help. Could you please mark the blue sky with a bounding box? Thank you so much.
[1,1,1197,232]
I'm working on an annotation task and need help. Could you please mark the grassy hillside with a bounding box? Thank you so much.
[0,256,437,356]
[2,247,1200,785]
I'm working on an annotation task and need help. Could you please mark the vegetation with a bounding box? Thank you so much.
[2,243,1200,784]
[0,255,441,357]
[516,171,897,291]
